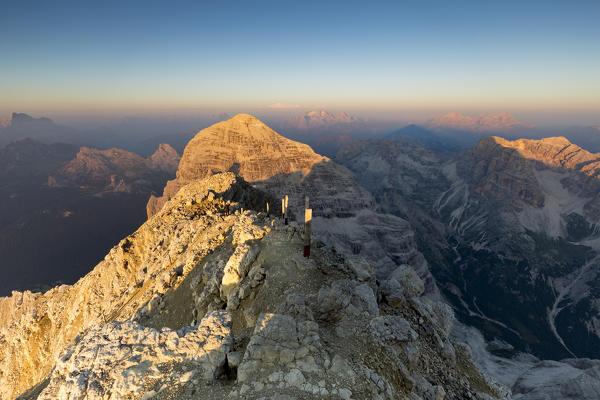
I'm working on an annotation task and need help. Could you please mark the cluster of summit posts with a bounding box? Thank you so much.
[264,194,312,258]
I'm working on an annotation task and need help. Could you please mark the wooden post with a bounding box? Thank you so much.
[266,202,270,216]
[281,198,286,223]
[304,208,312,257]
[284,195,289,225]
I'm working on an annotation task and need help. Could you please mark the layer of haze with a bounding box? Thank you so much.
[1,0,599,125]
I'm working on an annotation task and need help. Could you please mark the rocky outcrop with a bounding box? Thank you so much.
[38,311,233,399]
[3,172,501,400]
[1,173,269,399]
[512,359,600,400]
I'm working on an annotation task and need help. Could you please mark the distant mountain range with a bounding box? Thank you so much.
[54,143,179,193]
[0,112,207,156]
[278,110,377,157]
[428,112,535,132]
[0,112,54,128]
[282,110,366,131]
[386,113,600,155]
[0,112,72,147]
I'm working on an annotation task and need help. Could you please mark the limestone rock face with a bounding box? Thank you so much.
[438,137,600,361]
[3,172,500,400]
[146,113,373,219]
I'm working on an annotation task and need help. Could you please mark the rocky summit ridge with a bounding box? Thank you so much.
[1,172,502,400]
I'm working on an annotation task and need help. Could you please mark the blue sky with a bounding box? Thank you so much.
[0,0,599,124]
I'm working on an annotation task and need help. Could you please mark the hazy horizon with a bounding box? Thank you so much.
[1,107,599,130]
